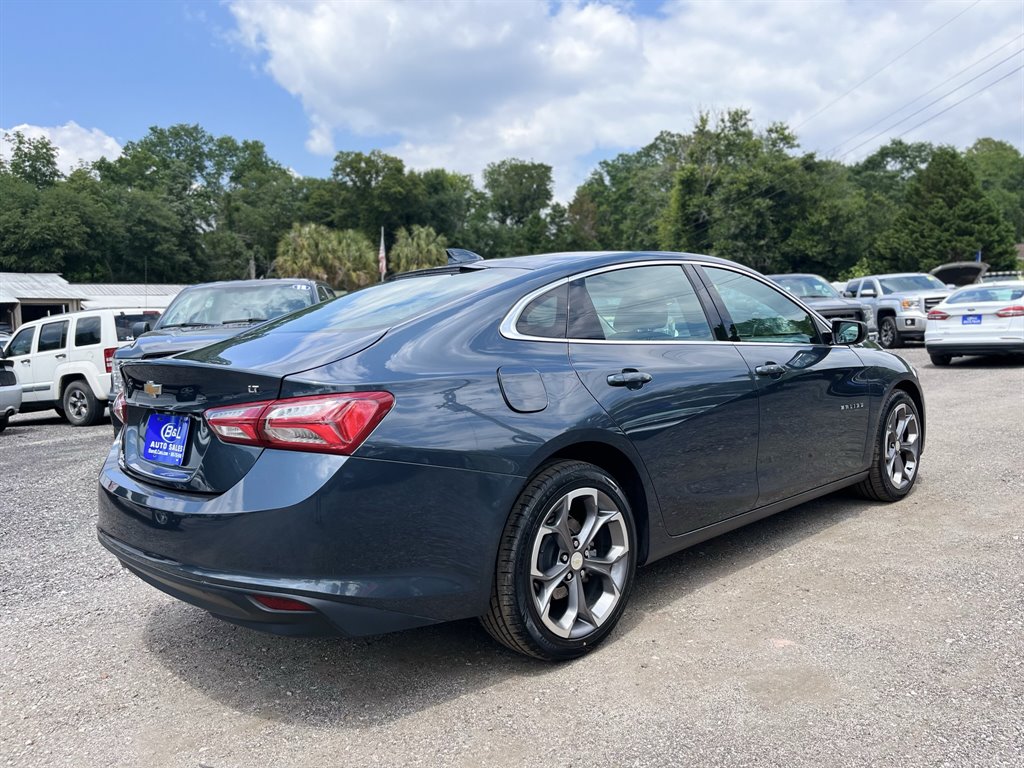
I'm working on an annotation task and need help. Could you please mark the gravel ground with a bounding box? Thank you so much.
[1,346,1022,768]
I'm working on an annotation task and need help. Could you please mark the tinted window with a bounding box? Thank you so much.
[516,285,567,338]
[569,266,713,341]
[259,269,516,335]
[38,320,69,352]
[317,284,334,302]
[75,316,102,346]
[115,313,158,341]
[704,267,820,344]
[7,326,34,356]
[845,279,861,296]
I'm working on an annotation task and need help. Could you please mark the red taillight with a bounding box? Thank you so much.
[112,391,127,425]
[103,347,117,373]
[250,594,315,612]
[927,310,949,320]
[995,305,1024,318]
[205,392,394,454]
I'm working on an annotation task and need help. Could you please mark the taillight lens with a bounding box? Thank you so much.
[112,391,127,425]
[205,392,394,454]
[250,594,315,612]
[995,305,1024,317]
[927,310,949,320]
[103,347,117,373]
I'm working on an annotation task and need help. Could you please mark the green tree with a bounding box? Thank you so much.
[2,131,63,188]
[964,138,1024,241]
[483,159,553,227]
[875,147,1016,271]
[274,223,376,291]
[390,225,448,273]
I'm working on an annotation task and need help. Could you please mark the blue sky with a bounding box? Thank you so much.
[2,1,1021,198]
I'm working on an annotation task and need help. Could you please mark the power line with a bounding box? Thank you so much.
[827,32,1024,156]
[793,0,982,130]
[835,47,1024,160]
[892,65,1023,140]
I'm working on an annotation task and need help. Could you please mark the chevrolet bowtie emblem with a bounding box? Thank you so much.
[143,381,162,397]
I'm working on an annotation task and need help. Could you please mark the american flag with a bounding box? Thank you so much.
[378,227,387,281]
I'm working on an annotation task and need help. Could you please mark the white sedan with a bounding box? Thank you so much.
[925,281,1024,365]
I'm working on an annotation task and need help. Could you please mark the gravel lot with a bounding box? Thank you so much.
[1,346,1022,768]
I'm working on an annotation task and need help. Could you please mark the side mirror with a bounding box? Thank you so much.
[842,291,856,298]
[859,288,877,298]
[946,283,956,289]
[831,319,868,345]
[131,321,151,338]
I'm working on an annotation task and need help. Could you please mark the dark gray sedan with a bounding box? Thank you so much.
[98,252,925,660]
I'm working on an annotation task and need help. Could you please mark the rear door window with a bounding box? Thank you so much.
[75,316,102,346]
[38,320,69,352]
[516,285,568,338]
[568,265,714,341]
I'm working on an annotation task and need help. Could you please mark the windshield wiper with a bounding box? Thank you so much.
[160,322,215,329]
[220,318,268,325]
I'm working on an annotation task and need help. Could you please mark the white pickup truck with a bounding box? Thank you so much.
[843,273,951,349]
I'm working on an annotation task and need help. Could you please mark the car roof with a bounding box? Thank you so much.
[768,273,828,280]
[178,278,318,290]
[474,250,739,277]
[16,307,159,325]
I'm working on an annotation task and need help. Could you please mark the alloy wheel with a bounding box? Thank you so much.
[68,388,89,420]
[884,402,919,489]
[529,487,630,640]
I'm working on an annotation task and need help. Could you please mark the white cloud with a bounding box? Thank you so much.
[0,121,122,174]
[228,0,1024,199]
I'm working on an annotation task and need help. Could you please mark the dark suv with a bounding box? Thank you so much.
[110,279,335,430]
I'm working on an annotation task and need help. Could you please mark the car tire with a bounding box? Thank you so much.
[929,353,952,366]
[855,390,922,502]
[0,414,8,433]
[879,316,902,349]
[62,381,104,427]
[481,460,637,661]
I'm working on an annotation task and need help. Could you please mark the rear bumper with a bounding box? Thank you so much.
[925,341,1024,357]
[96,442,523,637]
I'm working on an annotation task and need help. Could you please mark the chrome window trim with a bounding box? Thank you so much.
[499,259,834,345]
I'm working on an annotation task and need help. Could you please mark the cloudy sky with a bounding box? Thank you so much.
[1,0,1021,198]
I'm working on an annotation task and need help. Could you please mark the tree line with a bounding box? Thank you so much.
[1,109,1019,290]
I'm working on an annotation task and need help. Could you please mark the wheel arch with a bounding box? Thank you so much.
[890,377,926,455]
[523,435,660,566]
[58,372,88,399]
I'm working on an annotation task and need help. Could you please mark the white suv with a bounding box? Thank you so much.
[2,308,160,426]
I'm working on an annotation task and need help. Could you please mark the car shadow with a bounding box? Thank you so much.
[942,355,1024,368]
[142,491,867,727]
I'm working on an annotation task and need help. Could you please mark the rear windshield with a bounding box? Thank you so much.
[115,312,160,341]
[878,275,945,294]
[157,283,315,327]
[947,285,1024,304]
[261,269,515,334]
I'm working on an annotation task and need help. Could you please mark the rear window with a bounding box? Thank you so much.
[115,313,159,341]
[263,269,515,334]
[948,286,1024,304]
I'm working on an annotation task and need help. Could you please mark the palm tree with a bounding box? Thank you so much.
[390,225,448,273]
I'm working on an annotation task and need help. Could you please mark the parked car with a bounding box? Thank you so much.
[98,251,925,661]
[929,261,988,287]
[0,356,21,432]
[110,279,336,431]
[981,270,1024,284]
[769,273,877,337]
[844,273,951,349]
[925,281,1024,365]
[2,308,160,425]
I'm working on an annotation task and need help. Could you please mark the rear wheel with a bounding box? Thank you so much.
[481,461,637,661]
[63,381,104,427]
[0,414,8,433]
[929,353,952,366]
[879,316,902,349]
[856,390,921,502]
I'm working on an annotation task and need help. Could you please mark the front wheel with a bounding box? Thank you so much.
[929,353,952,366]
[481,461,637,661]
[879,316,902,349]
[63,381,104,427]
[0,414,8,433]
[856,390,922,502]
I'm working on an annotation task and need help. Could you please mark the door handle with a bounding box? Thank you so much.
[606,369,653,389]
[20,360,30,365]
[754,362,786,377]
[55,353,66,359]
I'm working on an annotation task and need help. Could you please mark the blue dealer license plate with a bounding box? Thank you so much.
[962,315,982,325]
[142,413,190,466]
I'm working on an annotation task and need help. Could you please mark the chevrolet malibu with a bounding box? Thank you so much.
[98,251,925,660]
